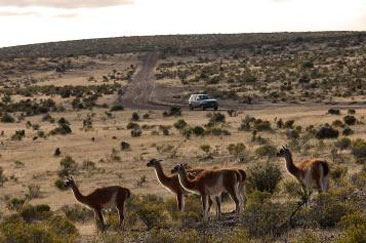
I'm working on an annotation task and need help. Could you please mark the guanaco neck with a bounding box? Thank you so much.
[153,163,171,185]
[177,168,197,192]
[284,152,301,178]
[70,183,87,204]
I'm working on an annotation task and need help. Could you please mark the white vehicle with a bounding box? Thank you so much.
[188,94,219,110]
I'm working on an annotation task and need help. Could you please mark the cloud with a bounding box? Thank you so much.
[54,13,78,18]
[0,11,39,16]
[0,0,133,9]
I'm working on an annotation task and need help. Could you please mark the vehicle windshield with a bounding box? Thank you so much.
[199,95,210,100]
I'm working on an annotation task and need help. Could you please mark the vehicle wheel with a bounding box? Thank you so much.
[202,106,206,111]
[214,106,218,111]
[189,105,194,111]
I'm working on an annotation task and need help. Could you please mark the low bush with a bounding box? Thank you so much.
[247,162,282,193]
[11,130,25,141]
[174,119,187,130]
[335,138,351,150]
[343,127,354,136]
[328,108,341,115]
[351,139,366,160]
[127,122,140,130]
[131,112,139,121]
[1,113,15,123]
[255,144,277,158]
[332,119,344,127]
[127,195,168,230]
[0,213,78,243]
[343,115,357,126]
[61,204,94,223]
[337,225,366,243]
[331,166,348,181]
[131,129,142,137]
[49,124,72,136]
[20,204,51,223]
[58,156,78,177]
[310,194,350,228]
[227,143,247,162]
[163,106,182,117]
[315,126,339,139]
[209,112,225,123]
[243,191,290,236]
[109,104,124,112]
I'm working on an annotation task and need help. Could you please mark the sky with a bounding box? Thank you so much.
[0,0,365,48]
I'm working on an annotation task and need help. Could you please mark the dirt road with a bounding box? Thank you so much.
[118,52,165,110]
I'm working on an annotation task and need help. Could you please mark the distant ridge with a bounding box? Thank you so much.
[0,31,365,59]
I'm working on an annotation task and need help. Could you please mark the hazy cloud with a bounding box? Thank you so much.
[0,11,39,16]
[0,0,133,9]
[54,13,78,18]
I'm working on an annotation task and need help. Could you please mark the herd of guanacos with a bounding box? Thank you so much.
[64,145,330,230]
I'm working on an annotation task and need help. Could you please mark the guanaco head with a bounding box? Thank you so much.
[277,145,291,158]
[64,176,76,188]
[171,163,189,174]
[146,158,163,168]
[174,164,187,175]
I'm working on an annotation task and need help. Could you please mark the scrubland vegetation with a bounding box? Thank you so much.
[0,32,366,242]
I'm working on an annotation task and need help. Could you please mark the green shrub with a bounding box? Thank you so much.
[311,194,350,228]
[227,143,247,162]
[131,112,140,121]
[247,163,282,193]
[1,113,15,123]
[315,126,339,139]
[348,109,356,115]
[351,139,366,160]
[54,179,67,190]
[335,138,351,150]
[165,195,201,227]
[127,195,168,230]
[349,167,366,188]
[344,115,357,126]
[163,106,182,117]
[20,204,52,223]
[61,204,93,223]
[331,166,348,181]
[293,230,322,243]
[332,119,344,127]
[205,127,231,136]
[0,213,78,243]
[328,108,341,115]
[131,129,142,137]
[174,119,187,130]
[255,144,277,158]
[59,156,78,177]
[253,119,272,131]
[281,180,302,198]
[192,126,205,136]
[209,112,225,123]
[343,127,354,136]
[337,225,366,243]
[127,122,140,130]
[11,130,25,141]
[339,213,366,229]
[109,104,124,112]
[49,124,72,135]
[284,120,295,129]
[226,228,251,243]
[243,191,290,236]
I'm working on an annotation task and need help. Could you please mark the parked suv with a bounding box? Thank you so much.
[188,94,219,110]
